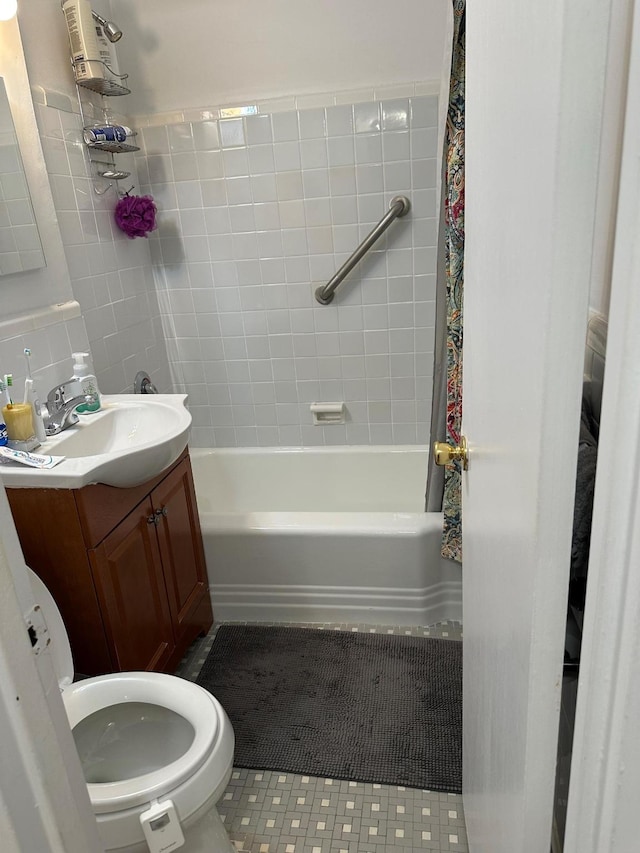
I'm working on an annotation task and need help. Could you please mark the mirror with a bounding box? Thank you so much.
[0,76,45,275]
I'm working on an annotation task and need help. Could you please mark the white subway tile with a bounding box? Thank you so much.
[339,331,364,356]
[226,176,252,204]
[192,120,221,151]
[356,164,384,195]
[284,237,313,273]
[276,171,304,201]
[384,161,411,191]
[246,335,271,358]
[261,258,286,285]
[300,139,328,170]
[219,118,246,148]
[357,193,385,224]
[239,285,266,311]
[180,208,206,235]
[142,125,170,154]
[209,233,234,260]
[204,206,231,234]
[284,256,310,283]
[411,157,438,189]
[298,109,326,140]
[410,96,439,129]
[328,165,356,196]
[229,204,256,233]
[326,105,354,137]
[245,114,273,145]
[272,112,299,142]
[196,149,224,179]
[304,198,332,228]
[328,137,355,167]
[222,147,250,177]
[257,229,283,257]
[330,195,358,226]
[307,226,334,254]
[263,283,288,309]
[255,402,277,424]
[173,152,199,181]
[354,102,381,134]
[411,126,438,158]
[253,380,277,402]
[382,132,410,162]
[248,144,276,175]
[302,169,330,200]
[175,180,204,208]
[274,141,301,171]
[168,122,195,152]
[254,203,281,232]
[251,173,278,202]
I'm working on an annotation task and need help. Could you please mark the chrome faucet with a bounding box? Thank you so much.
[43,381,96,436]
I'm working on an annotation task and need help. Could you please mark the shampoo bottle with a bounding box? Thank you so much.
[70,352,101,414]
[61,0,104,86]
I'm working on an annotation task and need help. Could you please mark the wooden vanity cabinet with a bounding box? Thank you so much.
[7,450,212,676]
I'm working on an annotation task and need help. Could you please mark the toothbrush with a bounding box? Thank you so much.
[3,375,12,408]
[23,349,33,404]
[22,349,46,442]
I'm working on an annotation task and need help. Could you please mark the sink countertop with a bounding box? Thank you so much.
[0,394,191,490]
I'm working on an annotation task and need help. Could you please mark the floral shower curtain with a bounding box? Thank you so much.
[441,0,465,562]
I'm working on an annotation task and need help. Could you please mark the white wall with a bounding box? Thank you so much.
[112,0,448,115]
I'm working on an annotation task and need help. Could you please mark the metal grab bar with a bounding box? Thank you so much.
[314,195,411,305]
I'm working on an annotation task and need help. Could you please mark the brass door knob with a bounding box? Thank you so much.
[433,436,468,470]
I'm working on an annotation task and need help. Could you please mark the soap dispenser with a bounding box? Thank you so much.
[70,352,101,413]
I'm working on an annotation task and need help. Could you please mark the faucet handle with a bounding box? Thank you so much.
[47,379,78,406]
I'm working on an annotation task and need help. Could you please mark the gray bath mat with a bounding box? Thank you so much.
[196,624,462,793]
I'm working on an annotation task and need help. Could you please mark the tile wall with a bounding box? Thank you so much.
[137,91,439,447]
[0,301,91,403]
[30,91,172,396]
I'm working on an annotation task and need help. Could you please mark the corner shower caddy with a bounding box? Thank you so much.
[73,59,139,196]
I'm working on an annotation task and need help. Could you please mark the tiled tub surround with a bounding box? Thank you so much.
[30,91,172,396]
[138,94,439,447]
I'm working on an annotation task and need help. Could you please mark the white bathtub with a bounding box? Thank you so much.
[190,446,462,626]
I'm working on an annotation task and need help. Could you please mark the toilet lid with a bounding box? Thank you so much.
[27,567,74,689]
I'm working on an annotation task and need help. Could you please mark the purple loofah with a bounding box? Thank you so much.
[114,193,157,239]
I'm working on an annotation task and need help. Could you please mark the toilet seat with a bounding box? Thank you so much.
[63,672,223,813]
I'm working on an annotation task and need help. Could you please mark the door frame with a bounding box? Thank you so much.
[564,0,640,848]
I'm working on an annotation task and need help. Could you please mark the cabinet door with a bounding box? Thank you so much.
[151,457,211,644]
[90,498,175,672]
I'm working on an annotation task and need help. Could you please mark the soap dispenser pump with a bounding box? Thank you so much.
[70,352,101,413]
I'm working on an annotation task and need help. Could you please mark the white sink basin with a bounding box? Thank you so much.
[0,395,191,489]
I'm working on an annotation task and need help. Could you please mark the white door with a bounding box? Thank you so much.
[460,1,618,850]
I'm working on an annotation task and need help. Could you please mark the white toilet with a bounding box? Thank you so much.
[28,568,236,853]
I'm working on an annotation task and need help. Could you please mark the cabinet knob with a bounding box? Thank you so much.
[147,514,159,525]
[155,506,168,518]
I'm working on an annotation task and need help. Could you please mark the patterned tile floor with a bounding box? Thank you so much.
[176,621,467,853]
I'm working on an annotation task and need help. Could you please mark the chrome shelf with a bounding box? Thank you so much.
[77,78,131,97]
[85,139,139,154]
